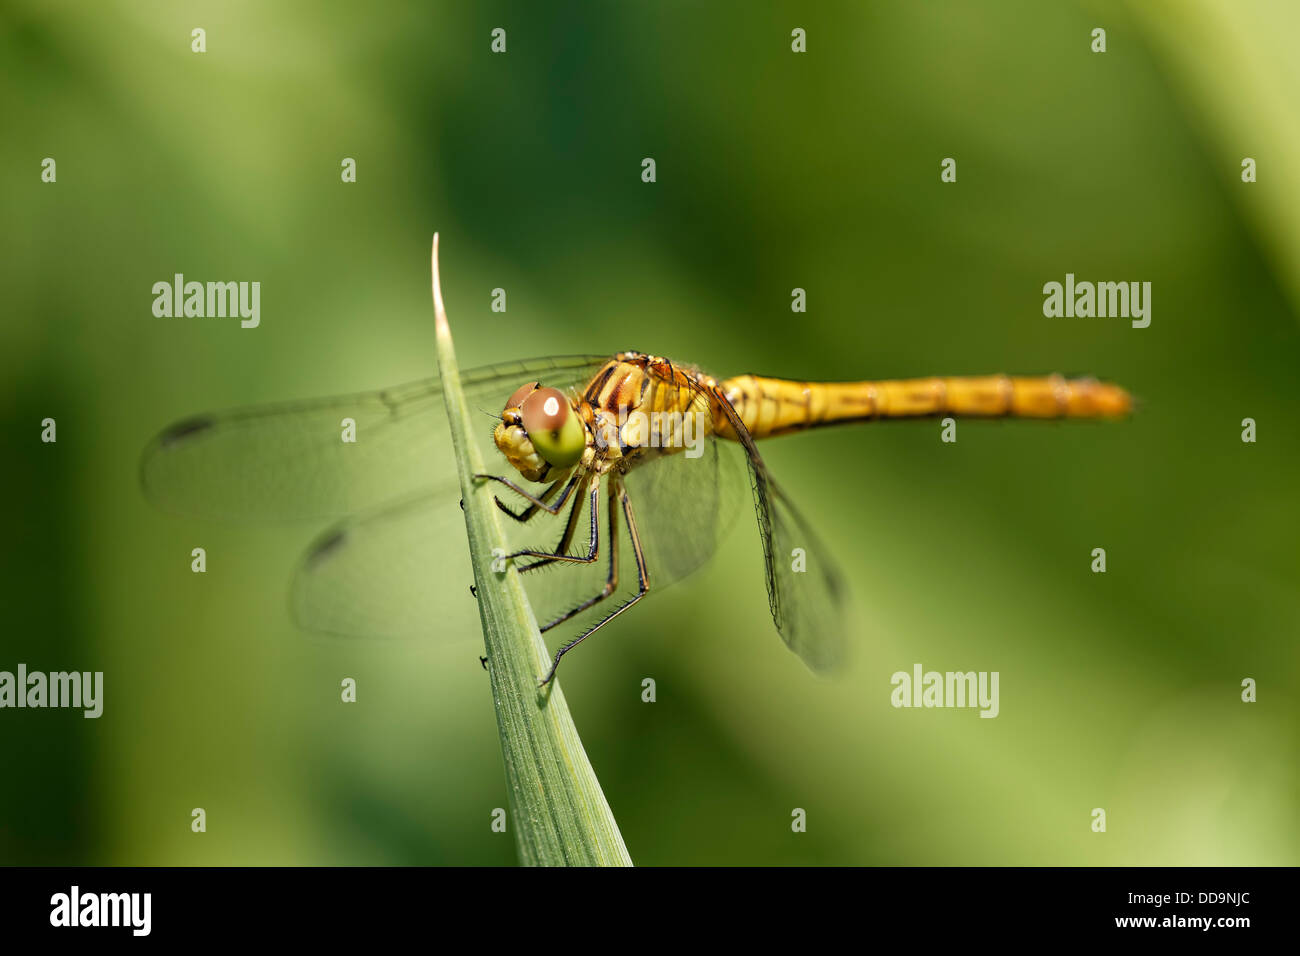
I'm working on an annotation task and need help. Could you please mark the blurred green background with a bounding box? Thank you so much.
[2,0,1297,866]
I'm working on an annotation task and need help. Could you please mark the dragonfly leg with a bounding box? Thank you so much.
[537,479,621,631]
[476,471,579,517]
[539,480,650,686]
[516,473,592,573]
[509,475,600,567]
[492,475,562,523]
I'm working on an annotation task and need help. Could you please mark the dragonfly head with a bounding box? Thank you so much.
[494,383,586,482]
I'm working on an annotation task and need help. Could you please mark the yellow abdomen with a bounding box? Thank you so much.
[718,373,1132,439]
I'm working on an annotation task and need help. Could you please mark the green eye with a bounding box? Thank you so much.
[521,387,584,467]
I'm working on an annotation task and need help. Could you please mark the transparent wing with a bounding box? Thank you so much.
[286,458,684,646]
[296,384,845,664]
[617,370,845,672]
[622,430,746,592]
[291,484,592,644]
[762,482,848,672]
[139,355,608,521]
[711,396,848,673]
[289,492,476,641]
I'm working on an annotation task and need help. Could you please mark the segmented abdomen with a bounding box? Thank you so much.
[718,373,1132,439]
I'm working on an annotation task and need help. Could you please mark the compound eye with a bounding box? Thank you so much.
[520,387,569,432]
[520,387,584,467]
[505,382,539,411]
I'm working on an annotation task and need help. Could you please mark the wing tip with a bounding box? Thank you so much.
[139,416,217,507]
[157,416,216,447]
[303,528,348,569]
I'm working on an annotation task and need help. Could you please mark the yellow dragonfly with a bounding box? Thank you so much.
[141,351,1130,683]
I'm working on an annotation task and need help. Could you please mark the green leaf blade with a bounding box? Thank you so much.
[430,235,631,867]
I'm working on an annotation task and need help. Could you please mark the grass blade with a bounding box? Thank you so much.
[430,235,632,867]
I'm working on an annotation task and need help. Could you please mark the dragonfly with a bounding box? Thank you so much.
[140,351,1131,684]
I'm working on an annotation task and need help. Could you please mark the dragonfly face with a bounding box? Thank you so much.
[493,382,588,483]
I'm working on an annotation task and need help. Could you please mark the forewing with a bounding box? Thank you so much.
[139,355,607,521]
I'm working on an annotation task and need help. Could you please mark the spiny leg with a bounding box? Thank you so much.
[538,478,621,632]
[515,477,588,572]
[514,476,600,572]
[476,470,580,518]
[492,476,562,524]
[539,479,650,686]
[508,474,601,567]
